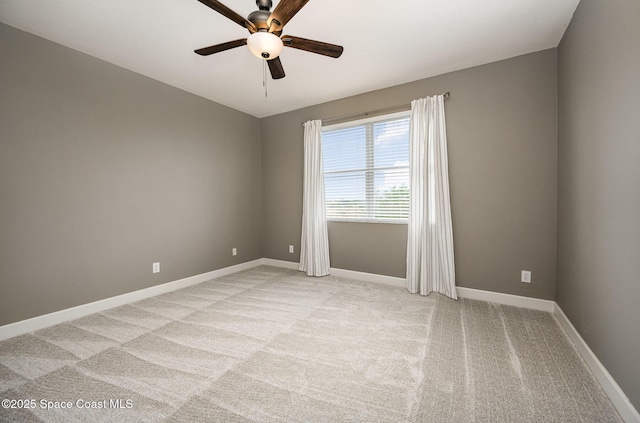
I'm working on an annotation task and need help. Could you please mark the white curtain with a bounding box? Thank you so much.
[299,120,331,276]
[406,96,457,299]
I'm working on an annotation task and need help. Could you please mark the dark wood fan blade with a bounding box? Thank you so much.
[195,39,247,56]
[197,0,257,32]
[267,57,286,79]
[282,35,344,58]
[267,0,310,33]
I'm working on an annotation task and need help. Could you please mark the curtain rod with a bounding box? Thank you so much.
[302,92,450,127]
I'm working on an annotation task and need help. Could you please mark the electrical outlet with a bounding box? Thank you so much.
[153,262,160,273]
[289,245,294,254]
[232,248,237,256]
[521,270,531,283]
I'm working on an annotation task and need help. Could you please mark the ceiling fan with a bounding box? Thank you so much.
[194,0,344,80]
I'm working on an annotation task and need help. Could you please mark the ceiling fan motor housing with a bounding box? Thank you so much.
[248,10,270,29]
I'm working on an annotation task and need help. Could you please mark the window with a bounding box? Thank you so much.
[322,111,410,223]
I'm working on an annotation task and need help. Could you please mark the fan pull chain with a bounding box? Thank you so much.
[263,60,268,98]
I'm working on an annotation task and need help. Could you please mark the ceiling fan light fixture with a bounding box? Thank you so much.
[247,31,283,60]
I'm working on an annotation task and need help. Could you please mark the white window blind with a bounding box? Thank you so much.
[322,111,410,223]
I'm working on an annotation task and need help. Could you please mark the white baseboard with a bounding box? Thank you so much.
[262,258,299,270]
[553,304,640,423]
[456,286,555,313]
[0,259,263,341]
[263,259,406,288]
[329,267,405,288]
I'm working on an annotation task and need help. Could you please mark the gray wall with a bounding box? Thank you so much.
[557,0,640,410]
[0,23,263,326]
[262,49,559,299]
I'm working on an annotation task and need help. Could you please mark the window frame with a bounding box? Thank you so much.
[322,110,411,224]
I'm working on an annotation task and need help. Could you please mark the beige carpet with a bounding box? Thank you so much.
[0,266,622,422]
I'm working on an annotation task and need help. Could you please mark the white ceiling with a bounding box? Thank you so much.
[0,0,579,118]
